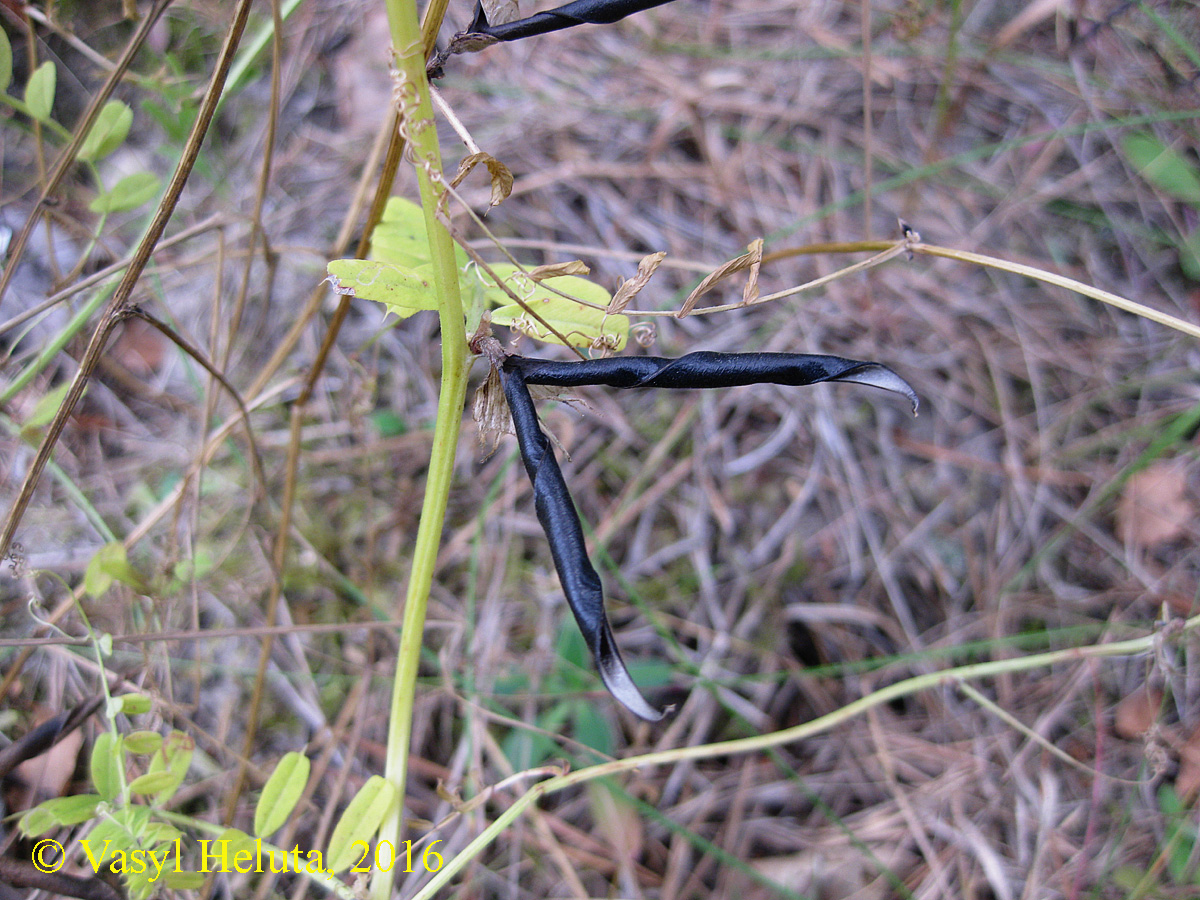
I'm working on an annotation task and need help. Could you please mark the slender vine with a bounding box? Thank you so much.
[409,614,1200,899]
[373,2,467,899]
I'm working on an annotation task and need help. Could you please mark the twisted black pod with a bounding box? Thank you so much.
[508,352,920,410]
[470,0,678,42]
[502,362,665,720]
[499,351,918,720]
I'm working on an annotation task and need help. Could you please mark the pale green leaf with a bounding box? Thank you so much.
[89,171,161,214]
[326,259,437,319]
[17,806,57,837]
[19,381,72,438]
[90,731,123,802]
[369,195,468,270]
[141,822,184,846]
[114,804,152,832]
[0,27,12,93]
[1122,133,1200,204]
[162,871,206,890]
[26,794,103,828]
[24,61,56,123]
[146,730,193,805]
[369,196,435,268]
[483,265,627,350]
[127,871,157,900]
[326,775,397,872]
[207,827,258,869]
[118,693,152,715]
[128,770,178,795]
[81,821,127,865]
[255,751,310,837]
[84,542,146,597]
[79,100,134,163]
[84,817,137,863]
[123,730,163,754]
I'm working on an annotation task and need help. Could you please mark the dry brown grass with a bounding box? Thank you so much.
[3,1,1200,898]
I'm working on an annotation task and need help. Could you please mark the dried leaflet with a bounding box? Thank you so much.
[1176,723,1200,799]
[449,151,514,209]
[473,365,510,456]
[528,260,590,281]
[608,250,666,313]
[1114,683,1163,739]
[1116,459,1195,549]
[676,238,764,318]
[741,237,763,305]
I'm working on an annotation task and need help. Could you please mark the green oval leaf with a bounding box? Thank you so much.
[115,804,151,833]
[118,693,152,715]
[162,871,206,890]
[19,381,72,439]
[326,259,437,318]
[1122,133,1200,204]
[123,730,163,754]
[84,817,138,863]
[24,60,56,123]
[89,171,161,214]
[146,730,193,805]
[325,775,397,873]
[484,265,627,350]
[0,27,12,93]
[128,770,178,796]
[127,870,158,900]
[369,196,435,268]
[254,751,310,837]
[79,100,134,163]
[90,731,123,802]
[217,826,257,852]
[210,827,258,865]
[142,822,184,846]
[18,806,57,837]
[85,542,146,597]
[27,794,104,828]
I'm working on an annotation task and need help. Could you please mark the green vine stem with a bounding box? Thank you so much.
[373,2,465,899]
[409,614,1200,899]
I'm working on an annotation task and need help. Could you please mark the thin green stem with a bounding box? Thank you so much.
[911,242,1200,341]
[410,616,1200,899]
[372,2,465,899]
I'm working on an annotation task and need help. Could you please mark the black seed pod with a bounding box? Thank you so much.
[499,351,918,720]
[471,0,679,42]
